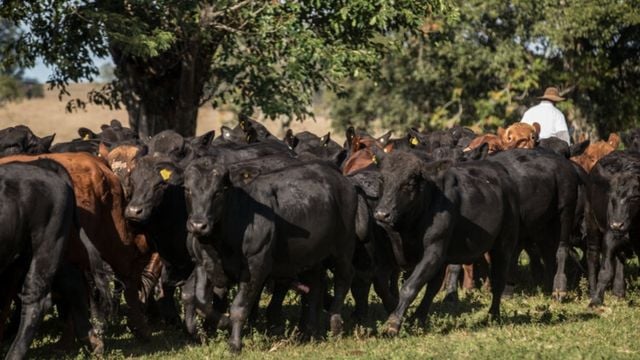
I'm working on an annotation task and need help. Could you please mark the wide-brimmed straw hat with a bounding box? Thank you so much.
[538,87,565,102]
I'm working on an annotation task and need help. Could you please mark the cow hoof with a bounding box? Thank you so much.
[552,290,567,302]
[383,316,401,337]
[588,298,603,308]
[228,339,242,353]
[443,291,459,304]
[84,330,104,356]
[330,314,344,336]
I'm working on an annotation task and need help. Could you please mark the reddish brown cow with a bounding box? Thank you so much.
[570,133,620,172]
[464,134,505,154]
[499,122,540,150]
[0,153,160,342]
[343,134,392,175]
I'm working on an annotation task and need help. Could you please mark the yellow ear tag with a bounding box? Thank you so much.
[159,168,172,181]
[410,137,419,146]
[83,134,90,140]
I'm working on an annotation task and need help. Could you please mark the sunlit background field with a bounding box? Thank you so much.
[0,83,336,143]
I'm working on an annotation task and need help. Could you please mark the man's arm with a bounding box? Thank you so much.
[552,111,570,145]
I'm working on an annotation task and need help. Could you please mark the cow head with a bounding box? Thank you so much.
[0,125,54,156]
[374,151,448,226]
[103,143,146,201]
[622,129,640,152]
[499,122,540,150]
[290,131,347,167]
[125,156,183,223]
[607,174,640,235]
[184,156,229,237]
[464,134,504,154]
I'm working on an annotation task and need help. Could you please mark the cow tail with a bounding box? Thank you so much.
[78,225,113,319]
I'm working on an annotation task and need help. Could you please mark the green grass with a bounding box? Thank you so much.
[6,263,640,359]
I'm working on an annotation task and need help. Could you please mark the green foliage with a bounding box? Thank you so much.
[1,0,451,133]
[331,0,640,137]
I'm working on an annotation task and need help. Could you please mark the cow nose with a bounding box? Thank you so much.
[374,209,391,222]
[125,205,143,219]
[610,222,624,231]
[188,220,209,235]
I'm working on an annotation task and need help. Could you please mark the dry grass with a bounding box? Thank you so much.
[0,83,336,143]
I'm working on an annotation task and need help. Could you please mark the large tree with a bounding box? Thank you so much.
[1,1,448,137]
[331,0,640,139]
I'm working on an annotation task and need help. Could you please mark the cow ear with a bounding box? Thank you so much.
[284,129,298,149]
[244,126,257,143]
[78,127,96,140]
[98,142,110,159]
[221,126,233,140]
[383,142,394,153]
[407,128,422,147]
[238,114,250,131]
[39,134,55,150]
[608,133,620,149]
[464,142,489,161]
[377,130,393,146]
[569,140,590,157]
[621,131,631,149]
[320,132,331,146]
[157,163,183,185]
[192,130,215,147]
[110,119,123,129]
[532,122,541,135]
[100,124,110,131]
[345,126,356,148]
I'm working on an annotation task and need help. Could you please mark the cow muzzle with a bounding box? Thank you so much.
[187,218,211,237]
[610,221,626,232]
[125,205,148,222]
[374,209,394,225]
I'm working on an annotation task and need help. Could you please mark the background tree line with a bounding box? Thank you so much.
[330,0,640,140]
[1,1,638,140]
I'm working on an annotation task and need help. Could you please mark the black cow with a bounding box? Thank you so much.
[621,129,640,153]
[184,157,358,352]
[0,160,108,359]
[489,149,580,300]
[50,119,139,154]
[586,151,640,306]
[0,126,54,156]
[373,151,519,336]
[283,130,347,167]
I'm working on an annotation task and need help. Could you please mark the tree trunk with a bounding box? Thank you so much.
[110,37,216,138]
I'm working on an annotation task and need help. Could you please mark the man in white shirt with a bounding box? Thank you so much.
[521,87,570,145]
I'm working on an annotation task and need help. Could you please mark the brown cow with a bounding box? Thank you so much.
[464,134,504,154]
[570,133,620,172]
[499,122,540,150]
[0,152,159,343]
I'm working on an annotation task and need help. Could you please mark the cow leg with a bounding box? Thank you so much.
[384,243,445,337]
[298,266,323,339]
[552,205,574,301]
[6,236,65,360]
[265,280,289,333]
[328,255,355,337]
[589,232,622,307]
[488,246,511,319]
[55,263,104,355]
[350,272,372,322]
[585,213,601,298]
[372,268,399,314]
[443,264,461,303]
[181,270,199,337]
[612,257,626,298]
[228,248,271,353]
[123,279,151,341]
[412,266,447,322]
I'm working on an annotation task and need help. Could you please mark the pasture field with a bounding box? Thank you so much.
[18,261,640,360]
[0,83,335,143]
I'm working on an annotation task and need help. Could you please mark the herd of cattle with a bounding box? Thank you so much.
[0,117,638,358]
